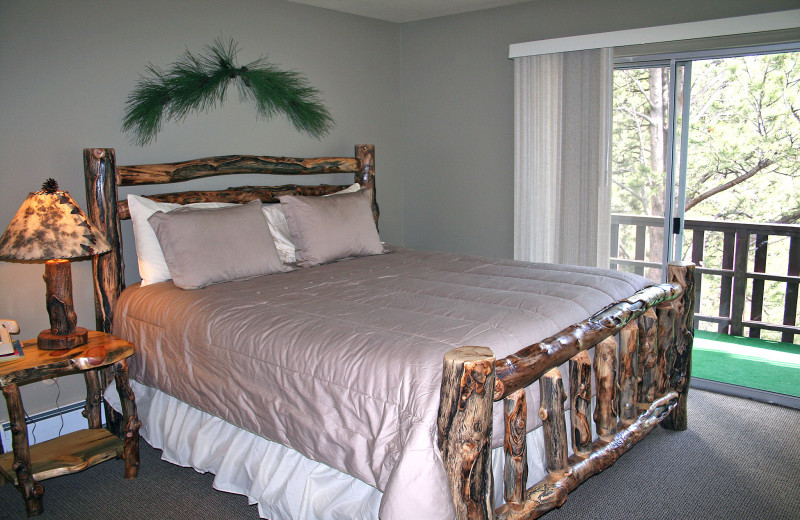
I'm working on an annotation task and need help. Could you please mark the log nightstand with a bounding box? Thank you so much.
[0,330,140,517]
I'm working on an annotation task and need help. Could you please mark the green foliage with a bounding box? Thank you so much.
[684,54,800,222]
[612,53,800,223]
[122,38,334,146]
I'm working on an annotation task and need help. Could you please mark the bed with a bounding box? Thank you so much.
[83,145,694,520]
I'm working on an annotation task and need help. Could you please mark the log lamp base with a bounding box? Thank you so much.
[38,327,88,350]
[39,259,88,350]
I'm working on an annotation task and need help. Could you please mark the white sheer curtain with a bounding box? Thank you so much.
[514,48,613,267]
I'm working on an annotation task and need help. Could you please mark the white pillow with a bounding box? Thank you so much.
[262,204,295,264]
[128,194,236,286]
[262,183,362,264]
[329,183,362,196]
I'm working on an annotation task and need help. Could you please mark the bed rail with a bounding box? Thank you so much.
[437,261,694,519]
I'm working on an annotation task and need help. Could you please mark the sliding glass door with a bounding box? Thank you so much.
[610,48,800,344]
[609,60,690,282]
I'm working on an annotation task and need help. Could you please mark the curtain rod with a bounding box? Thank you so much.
[508,9,800,58]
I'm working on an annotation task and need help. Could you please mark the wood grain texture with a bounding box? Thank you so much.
[1,383,44,516]
[539,368,568,474]
[618,321,639,426]
[661,262,695,431]
[83,370,103,429]
[593,337,618,442]
[494,283,682,400]
[84,148,124,335]
[116,184,353,219]
[117,155,360,185]
[437,346,495,520]
[112,359,141,479]
[0,331,134,387]
[637,308,658,411]
[569,351,592,458]
[655,302,676,398]
[0,429,123,485]
[43,260,78,336]
[495,392,679,520]
[355,144,379,225]
[503,388,528,504]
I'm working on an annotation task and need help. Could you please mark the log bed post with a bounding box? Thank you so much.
[354,144,378,225]
[84,148,125,436]
[437,346,496,520]
[83,148,124,335]
[661,261,695,431]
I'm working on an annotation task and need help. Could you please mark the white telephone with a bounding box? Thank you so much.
[0,319,20,356]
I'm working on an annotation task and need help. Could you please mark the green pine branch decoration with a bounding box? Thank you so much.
[122,38,335,145]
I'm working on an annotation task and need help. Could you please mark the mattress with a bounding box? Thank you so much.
[113,247,650,518]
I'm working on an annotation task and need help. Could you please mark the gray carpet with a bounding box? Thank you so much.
[1,389,798,519]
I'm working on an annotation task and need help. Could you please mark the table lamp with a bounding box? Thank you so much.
[0,179,111,350]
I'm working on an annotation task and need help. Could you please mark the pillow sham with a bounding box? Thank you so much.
[278,189,383,267]
[263,183,362,264]
[128,194,236,286]
[147,200,291,290]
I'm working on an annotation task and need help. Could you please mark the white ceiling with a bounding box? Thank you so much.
[286,0,533,23]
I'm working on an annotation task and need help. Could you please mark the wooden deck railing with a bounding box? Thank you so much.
[610,214,800,343]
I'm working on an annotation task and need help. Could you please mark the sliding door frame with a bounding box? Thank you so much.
[613,42,800,280]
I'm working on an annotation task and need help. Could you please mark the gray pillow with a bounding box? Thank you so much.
[279,189,383,267]
[147,200,291,289]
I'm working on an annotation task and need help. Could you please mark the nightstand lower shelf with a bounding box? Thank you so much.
[0,428,123,485]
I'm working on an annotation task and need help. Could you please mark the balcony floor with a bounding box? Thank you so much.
[692,330,800,398]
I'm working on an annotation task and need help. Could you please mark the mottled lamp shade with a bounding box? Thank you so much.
[0,180,111,349]
[0,184,110,260]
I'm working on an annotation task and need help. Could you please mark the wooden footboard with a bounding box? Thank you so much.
[437,262,694,520]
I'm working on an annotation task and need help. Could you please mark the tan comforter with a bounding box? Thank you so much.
[113,247,650,519]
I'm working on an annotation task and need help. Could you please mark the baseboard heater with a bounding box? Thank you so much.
[0,401,102,453]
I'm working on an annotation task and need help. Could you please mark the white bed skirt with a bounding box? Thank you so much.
[106,381,562,520]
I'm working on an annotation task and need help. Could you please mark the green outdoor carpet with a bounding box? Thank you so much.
[692,330,800,397]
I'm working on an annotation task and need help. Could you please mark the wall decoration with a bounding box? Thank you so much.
[122,38,334,145]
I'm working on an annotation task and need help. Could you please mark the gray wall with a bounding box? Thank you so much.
[1,0,796,421]
[400,0,800,258]
[0,0,402,420]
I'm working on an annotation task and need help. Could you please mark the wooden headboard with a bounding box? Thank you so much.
[83,145,376,333]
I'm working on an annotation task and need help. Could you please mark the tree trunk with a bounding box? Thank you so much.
[647,67,667,280]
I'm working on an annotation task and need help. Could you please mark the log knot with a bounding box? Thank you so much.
[85,345,108,366]
[458,360,493,410]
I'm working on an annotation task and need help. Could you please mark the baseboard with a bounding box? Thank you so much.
[692,378,800,410]
[1,401,103,453]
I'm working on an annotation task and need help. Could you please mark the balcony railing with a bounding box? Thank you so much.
[610,214,800,344]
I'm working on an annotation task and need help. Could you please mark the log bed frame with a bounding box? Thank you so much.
[84,144,694,520]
